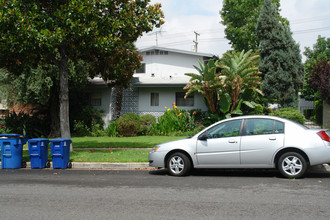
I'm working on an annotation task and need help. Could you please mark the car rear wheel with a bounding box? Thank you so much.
[167,152,191,177]
[278,152,307,179]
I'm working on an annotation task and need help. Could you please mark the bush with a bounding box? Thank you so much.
[105,121,118,137]
[70,106,104,132]
[150,104,195,136]
[73,120,91,137]
[270,108,305,125]
[313,100,323,125]
[4,111,50,138]
[116,113,140,137]
[0,121,11,134]
[139,114,156,135]
[251,104,264,115]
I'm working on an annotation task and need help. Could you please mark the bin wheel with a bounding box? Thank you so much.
[22,161,27,168]
[68,162,72,169]
[46,161,51,168]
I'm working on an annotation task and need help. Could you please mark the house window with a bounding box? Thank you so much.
[136,63,146,73]
[146,50,168,56]
[151,93,159,106]
[90,93,102,106]
[176,92,194,106]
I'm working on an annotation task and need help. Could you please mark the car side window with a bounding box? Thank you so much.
[245,119,274,135]
[274,120,284,134]
[207,119,242,139]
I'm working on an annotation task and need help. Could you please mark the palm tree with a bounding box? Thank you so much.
[216,50,263,113]
[184,59,219,114]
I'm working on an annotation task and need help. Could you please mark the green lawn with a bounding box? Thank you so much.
[71,136,187,149]
[21,149,150,163]
[11,136,187,163]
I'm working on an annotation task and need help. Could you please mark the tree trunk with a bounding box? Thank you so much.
[58,47,71,146]
[115,85,123,119]
[48,89,60,138]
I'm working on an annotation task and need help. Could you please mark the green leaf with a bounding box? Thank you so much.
[219,93,231,114]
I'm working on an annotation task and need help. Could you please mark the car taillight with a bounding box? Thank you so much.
[317,131,330,142]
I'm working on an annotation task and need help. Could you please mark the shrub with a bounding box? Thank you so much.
[91,119,106,137]
[116,113,140,137]
[70,106,104,131]
[4,111,50,138]
[270,108,305,125]
[105,121,118,137]
[251,104,264,115]
[73,120,91,137]
[139,114,156,135]
[313,100,323,125]
[188,109,205,124]
[150,104,195,135]
[0,122,11,134]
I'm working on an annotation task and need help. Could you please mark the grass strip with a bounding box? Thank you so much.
[71,136,187,149]
[20,149,150,163]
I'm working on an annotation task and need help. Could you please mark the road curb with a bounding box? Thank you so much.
[1,163,329,172]
[71,162,151,170]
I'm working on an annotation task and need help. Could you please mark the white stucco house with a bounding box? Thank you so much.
[88,46,214,126]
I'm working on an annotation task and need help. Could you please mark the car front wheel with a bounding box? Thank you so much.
[278,152,307,179]
[167,152,191,177]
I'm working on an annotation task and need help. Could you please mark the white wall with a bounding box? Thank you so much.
[135,51,204,79]
[138,87,208,114]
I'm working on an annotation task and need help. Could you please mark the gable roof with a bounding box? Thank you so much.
[139,46,214,58]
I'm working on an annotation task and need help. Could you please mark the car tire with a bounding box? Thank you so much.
[167,152,191,177]
[278,152,307,179]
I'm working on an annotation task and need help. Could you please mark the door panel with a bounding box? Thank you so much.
[196,119,242,166]
[240,134,284,165]
[196,137,241,165]
[240,119,285,165]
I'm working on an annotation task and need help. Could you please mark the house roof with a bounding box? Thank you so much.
[139,46,214,58]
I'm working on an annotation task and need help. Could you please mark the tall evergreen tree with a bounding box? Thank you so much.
[256,0,304,108]
[220,0,287,52]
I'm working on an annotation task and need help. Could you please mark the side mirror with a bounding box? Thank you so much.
[198,133,208,141]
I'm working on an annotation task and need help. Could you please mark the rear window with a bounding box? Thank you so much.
[244,119,284,135]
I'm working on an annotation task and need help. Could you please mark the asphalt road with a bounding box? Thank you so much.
[0,169,330,220]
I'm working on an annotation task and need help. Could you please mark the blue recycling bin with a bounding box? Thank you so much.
[50,138,72,169]
[28,138,50,169]
[0,134,27,169]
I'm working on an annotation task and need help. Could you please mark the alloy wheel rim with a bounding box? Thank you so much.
[170,156,184,174]
[282,156,303,176]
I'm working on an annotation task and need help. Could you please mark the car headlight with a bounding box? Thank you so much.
[151,146,160,152]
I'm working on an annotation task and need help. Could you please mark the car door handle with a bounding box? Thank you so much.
[269,137,276,140]
[228,140,237,143]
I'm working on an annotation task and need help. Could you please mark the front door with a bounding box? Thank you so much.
[196,119,242,166]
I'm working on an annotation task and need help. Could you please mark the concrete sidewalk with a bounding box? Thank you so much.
[7,162,330,172]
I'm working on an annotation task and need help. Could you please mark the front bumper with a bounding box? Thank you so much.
[148,150,167,168]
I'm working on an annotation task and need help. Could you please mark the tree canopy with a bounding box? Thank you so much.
[0,0,164,138]
[220,0,287,52]
[256,0,304,108]
[302,36,330,101]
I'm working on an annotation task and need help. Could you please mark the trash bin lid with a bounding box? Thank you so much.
[0,133,25,138]
[50,138,72,143]
[29,138,49,141]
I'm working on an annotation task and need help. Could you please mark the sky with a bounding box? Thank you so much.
[135,0,330,60]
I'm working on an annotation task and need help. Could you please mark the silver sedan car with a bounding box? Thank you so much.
[149,115,330,178]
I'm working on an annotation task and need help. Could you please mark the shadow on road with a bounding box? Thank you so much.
[149,168,330,179]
